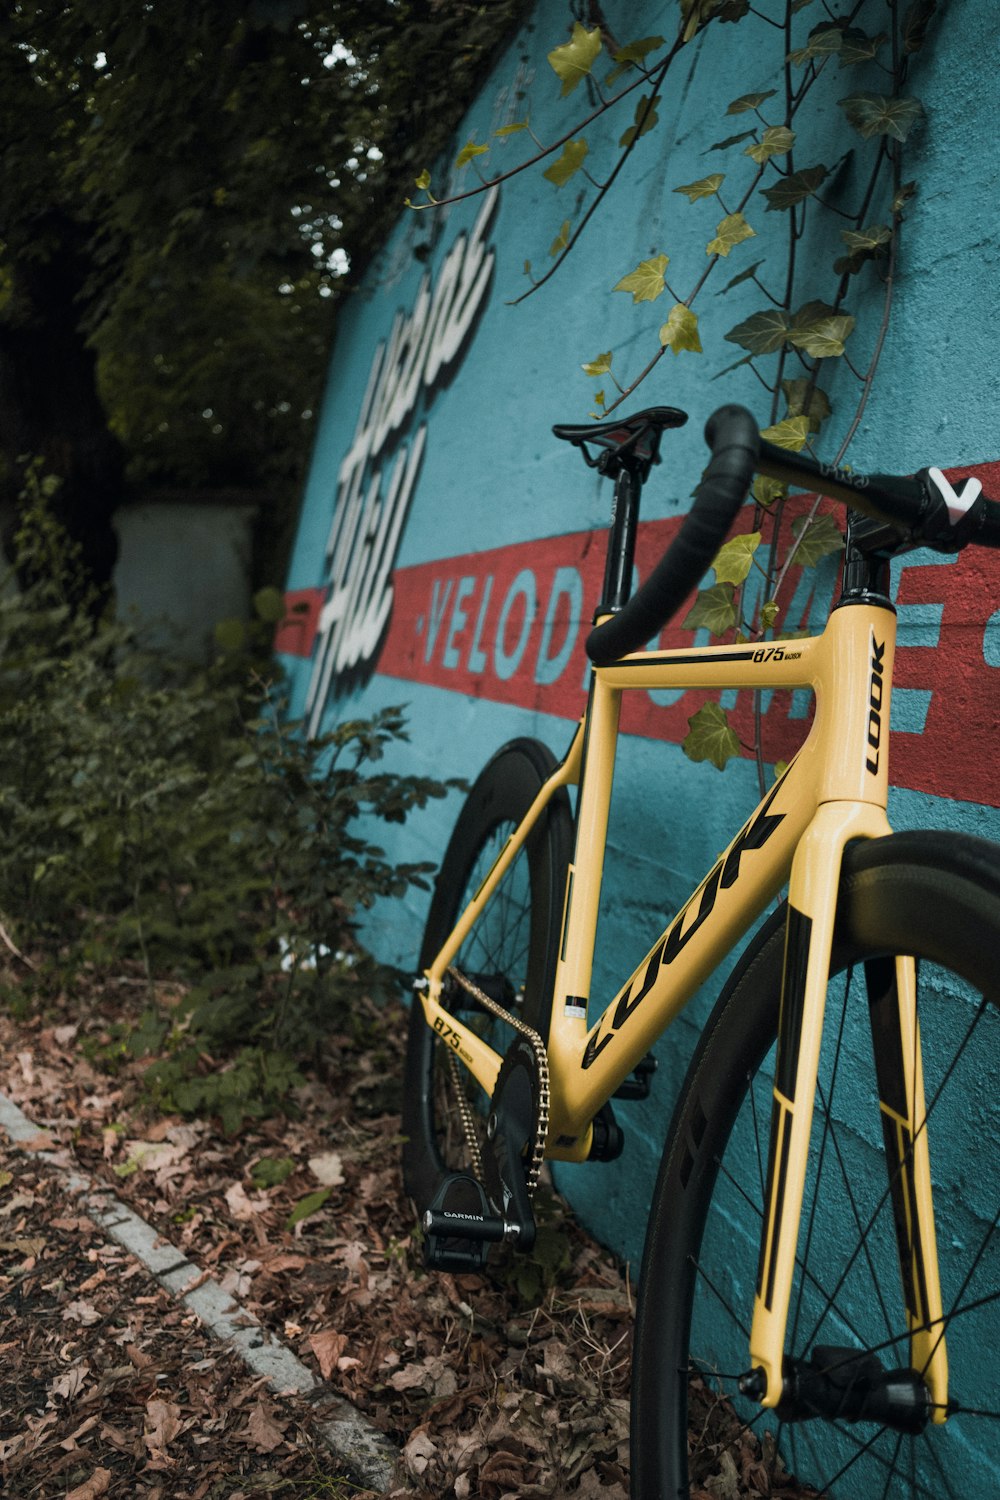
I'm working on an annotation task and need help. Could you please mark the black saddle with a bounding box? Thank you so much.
[552,405,688,478]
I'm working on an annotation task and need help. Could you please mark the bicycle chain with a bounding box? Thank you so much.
[445,964,549,1197]
[446,1045,483,1180]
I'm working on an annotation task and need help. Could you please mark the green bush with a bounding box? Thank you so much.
[0,495,455,1125]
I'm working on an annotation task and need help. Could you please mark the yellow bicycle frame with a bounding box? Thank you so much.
[417,595,947,1415]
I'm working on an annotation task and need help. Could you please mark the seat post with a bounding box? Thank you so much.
[597,461,642,618]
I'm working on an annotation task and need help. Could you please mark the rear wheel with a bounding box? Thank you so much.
[402,739,572,1212]
[634,831,1000,1500]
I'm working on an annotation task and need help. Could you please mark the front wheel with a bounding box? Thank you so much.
[634,831,1000,1500]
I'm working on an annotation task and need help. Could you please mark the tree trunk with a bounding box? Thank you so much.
[0,217,124,609]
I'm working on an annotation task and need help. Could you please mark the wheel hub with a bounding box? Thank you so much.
[741,1347,932,1435]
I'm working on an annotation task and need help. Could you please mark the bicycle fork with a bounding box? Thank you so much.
[747,799,949,1428]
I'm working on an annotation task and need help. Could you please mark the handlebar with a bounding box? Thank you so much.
[585,403,1000,666]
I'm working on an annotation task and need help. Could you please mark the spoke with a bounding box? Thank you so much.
[802,991,990,1357]
[713,1152,870,1351]
[921,1427,962,1500]
[791,967,853,1350]
[811,1418,942,1500]
[917,1197,1000,1384]
[878,1430,904,1500]
[814,1068,895,1342]
[747,1066,767,1204]
[689,1253,753,1341]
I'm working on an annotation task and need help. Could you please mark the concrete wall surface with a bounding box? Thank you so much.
[278,4,1000,1482]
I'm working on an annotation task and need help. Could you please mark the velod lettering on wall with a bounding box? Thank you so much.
[304,189,499,735]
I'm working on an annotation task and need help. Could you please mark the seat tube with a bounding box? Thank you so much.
[547,670,621,1138]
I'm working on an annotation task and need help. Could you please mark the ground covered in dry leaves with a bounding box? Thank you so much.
[0,973,813,1499]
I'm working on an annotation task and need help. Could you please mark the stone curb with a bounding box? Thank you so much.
[0,1091,400,1493]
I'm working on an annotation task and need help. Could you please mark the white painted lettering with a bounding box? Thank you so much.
[304,190,498,732]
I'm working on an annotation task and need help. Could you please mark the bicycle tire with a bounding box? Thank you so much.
[633,830,1000,1500]
[402,738,573,1213]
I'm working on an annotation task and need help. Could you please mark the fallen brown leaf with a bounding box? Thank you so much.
[246,1400,286,1453]
[65,1469,112,1500]
[309,1328,349,1380]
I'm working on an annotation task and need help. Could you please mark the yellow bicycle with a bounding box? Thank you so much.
[402,403,1000,1498]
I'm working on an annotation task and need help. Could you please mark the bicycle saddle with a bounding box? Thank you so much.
[552,405,688,477]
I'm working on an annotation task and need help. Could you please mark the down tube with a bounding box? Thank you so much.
[554,754,821,1138]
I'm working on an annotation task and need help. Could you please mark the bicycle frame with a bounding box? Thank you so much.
[417,592,948,1414]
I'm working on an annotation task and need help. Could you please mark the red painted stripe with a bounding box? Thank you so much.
[284,463,1000,807]
[273,588,326,657]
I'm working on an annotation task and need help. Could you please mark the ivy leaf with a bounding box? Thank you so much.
[725,307,791,355]
[549,220,571,257]
[834,221,892,274]
[787,311,855,358]
[614,253,669,303]
[615,34,667,64]
[455,139,489,169]
[838,28,887,66]
[605,35,666,86]
[745,126,795,164]
[840,222,892,254]
[706,130,757,152]
[674,173,725,202]
[717,259,765,295]
[761,164,828,211]
[659,303,702,355]
[838,93,924,142]
[726,89,777,115]
[620,93,661,148]
[760,415,810,452]
[712,532,762,586]
[543,138,589,187]
[683,582,737,635]
[892,180,916,215]
[582,350,613,377]
[680,0,727,43]
[788,513,844,568]
[414,169,431,190]
[788,22,844,65]
[717,0,751,19]
[781,378,832,432]
[903,0,937,53]
[761,600,781,632]
[683,701,741,770]
[494,121,528,137]
[707,212,755,258]
[753,475,787,507]
[548,22,602,96]
[286,1187,331,1230]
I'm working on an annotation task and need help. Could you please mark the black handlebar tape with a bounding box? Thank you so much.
[586,405,760,666]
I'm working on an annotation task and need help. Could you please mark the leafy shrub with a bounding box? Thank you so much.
[0,495,456,1125]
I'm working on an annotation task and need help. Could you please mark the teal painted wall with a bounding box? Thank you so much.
[280,6,1000,1483]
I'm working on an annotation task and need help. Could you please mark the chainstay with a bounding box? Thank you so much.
[446,965,549,1196]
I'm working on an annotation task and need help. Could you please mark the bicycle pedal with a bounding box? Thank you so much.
[420,1171,513,1272]
[614,1052,657,1101]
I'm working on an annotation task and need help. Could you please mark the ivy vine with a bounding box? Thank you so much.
[409,0,937,786]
